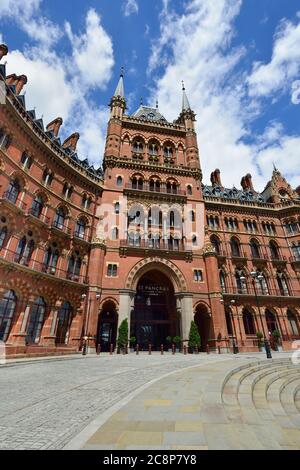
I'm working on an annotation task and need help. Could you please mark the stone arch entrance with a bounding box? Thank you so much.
[194,303,212,351]
[97,300,118,352]
[130,269,180,350]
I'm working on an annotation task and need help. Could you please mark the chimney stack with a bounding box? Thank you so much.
[46,117,63,137]
[62,132,80,151]
[0,44,8,61]
[241,173,254,191]
[6,74,28,95]
[210,168,222,187]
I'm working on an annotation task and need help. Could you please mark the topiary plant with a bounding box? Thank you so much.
[188,321,201,352]
[117,318,129,353]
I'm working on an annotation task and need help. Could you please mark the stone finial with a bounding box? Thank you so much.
[46,117,63,137]
[210,168,222,187]
[62,132,80,151]
[0,44,8,61]
[241,173,254,191]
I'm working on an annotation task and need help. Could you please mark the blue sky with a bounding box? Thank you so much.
[0,0,300,191]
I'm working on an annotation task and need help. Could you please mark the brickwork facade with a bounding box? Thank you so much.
[0,45,299,357]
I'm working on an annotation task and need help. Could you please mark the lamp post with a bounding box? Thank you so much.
[220,298,238,354]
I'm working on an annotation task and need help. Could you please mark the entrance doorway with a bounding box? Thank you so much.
[97,301,118,352]
[194,304,212,351]
[131,270,179,350]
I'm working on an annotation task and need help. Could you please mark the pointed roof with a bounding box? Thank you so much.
[132,105,167,122]
[182,81,191,111]
[113,69,125,99]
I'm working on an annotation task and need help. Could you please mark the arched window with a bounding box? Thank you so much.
[75,218,86,240]
[148,141,159,156]
[43,243,59,274]
[54,207,66,230]
[211,235,221,254]
[55,302,73,345]
[117,176,123,187]
[31,194,44,218]
[277,271,289,296]
[170,211,175,228]
[42,169,53,186]
[192,235,198,247]
[250,239,260,259]
[255,270,269,295]
[187,185,192,196]
[6,179,20,204]
[0,129,10,149]
[163,144,174,158]
[287,310,299,336]
[292,242,300,261]
[62,183,73,200]
[230,237,241,257]
[189,210,195,222]
[15,234,34,265]
[128,232,141,247]
[0,290,16,342]
[265,309,278,334]
[132,140,144,154]
[0,225,7,250]
[67,252,82,281]
[269,241,280,260]
[166,181,178,194]
[243,309,256,335]
[21,152,32,170]
[219,270,226,292]
[26,297,46,345]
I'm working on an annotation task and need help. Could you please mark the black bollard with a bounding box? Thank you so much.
[264,339,272,359]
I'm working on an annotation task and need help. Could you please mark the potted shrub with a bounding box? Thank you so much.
[117,318,129,354]
[188,321,201,353]
[272,330,281,351]
[129,336,136,352]
[173,336,181,352]
[256,331,264,351]
[166,336,172,352]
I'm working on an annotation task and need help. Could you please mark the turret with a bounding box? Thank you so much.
[109,69,126,120]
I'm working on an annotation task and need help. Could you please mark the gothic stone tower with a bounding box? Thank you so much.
[88,75,228,351]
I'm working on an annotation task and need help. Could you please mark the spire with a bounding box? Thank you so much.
[182,80,191,111]
[113,67,125,99]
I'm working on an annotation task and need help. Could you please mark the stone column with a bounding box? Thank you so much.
[179,293,194,343]
[118,289,135,335]
[41,301,62,347]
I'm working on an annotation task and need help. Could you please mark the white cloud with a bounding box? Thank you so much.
[65,9,114,89]
[123,0,139,17]
[0,0,60,46]
[248,16,300,97]
[149,0,300,191]
[4,7,114,166]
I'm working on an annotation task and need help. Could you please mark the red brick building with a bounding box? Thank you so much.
[0,44,299,357]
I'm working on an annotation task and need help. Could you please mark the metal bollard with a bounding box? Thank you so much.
[110,344,113,355]
[183,345,187,355]
[82,341,87,356]
[136,344,139,355]
[96,344,101,355]
[172,344,175,355]
[206,344,210,354]
[218,346,221,355]
[161,344,164,355]
[149,344,152,355]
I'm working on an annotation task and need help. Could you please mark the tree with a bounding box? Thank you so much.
[188,321,201,351]
[117,318,129,353]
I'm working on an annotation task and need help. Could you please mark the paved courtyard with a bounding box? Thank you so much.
[0,352,299,450]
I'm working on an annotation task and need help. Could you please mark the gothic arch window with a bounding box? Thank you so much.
[250,239,260,259]
[54,207,67,230]
[265,309,278,334]
[192,235,198,247]
[230,237,241,257]
[132,138,144,154]
[236,270,247,294]
[255,270,269,295]
[75,217,87,240]
[225,308,233,336]
[287,310,299,336]
[269,240,280,260]
[6,178,20,204]
[117,176,123,187]
[31,194,45,219]
[189,210,195,222]
[149,177,161,192]
[166,180,178,194]
[243,308,256,335]
[55,302,73,345]
[112,227,119,240]
[20,152,32,170]
[211,235,221,254]
[42,168,53,186]
[0,219,8,250]
[148,139,159,157]
[26,297,46,345]
[292,242,300,261]
[115,202,120,214]
[276,271,289,296]
[43,243,59,274]
[0,290,17,342]
[187,185,193,196]
[67,251,82,281]
[163,142,174,158]
[0,128,10,150]
[15,232,35,266]
[62,183,73,200]
[219,269,226,292]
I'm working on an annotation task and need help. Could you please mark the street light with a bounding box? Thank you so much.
[220,298,238,354]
